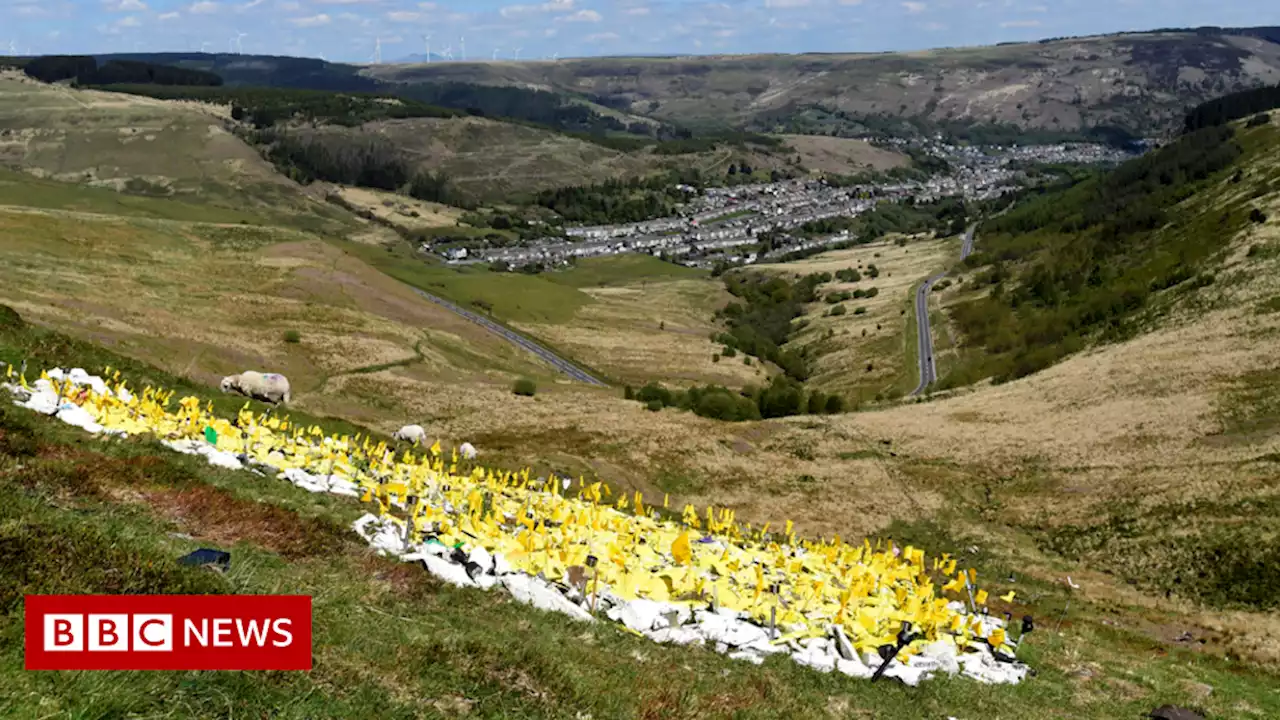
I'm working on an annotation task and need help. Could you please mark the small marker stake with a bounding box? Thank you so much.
[586,554,600,613]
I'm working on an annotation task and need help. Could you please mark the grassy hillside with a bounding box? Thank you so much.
[6,316,1280,718]
[368,29,1280,136]
[0,72,356,234]
[5,70,1280,718]
[939,111,1280,387]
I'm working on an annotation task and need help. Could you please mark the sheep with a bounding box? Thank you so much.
[219,371,291,405]
[393,424,427,446]
[459,442,477,460]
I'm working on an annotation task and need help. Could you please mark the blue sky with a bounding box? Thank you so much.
[0,0,1273,63]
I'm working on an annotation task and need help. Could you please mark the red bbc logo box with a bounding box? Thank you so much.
[24,595,312,671]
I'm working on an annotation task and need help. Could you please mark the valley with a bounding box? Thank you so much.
[1,31,1279,719]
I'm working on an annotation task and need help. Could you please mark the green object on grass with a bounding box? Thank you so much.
[204,426,218,445]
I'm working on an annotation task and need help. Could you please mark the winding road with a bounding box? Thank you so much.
[408,288,607,387]
[909,224,977,397]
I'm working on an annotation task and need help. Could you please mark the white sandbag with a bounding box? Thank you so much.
[421,555,477,588]
[501,574,594,622]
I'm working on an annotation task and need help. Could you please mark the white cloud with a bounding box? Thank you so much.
[623,6,649,15]
[999,19,1041,27]
[387,10,419,20]
[500,0,574,18]
[188,1,220,13]
[1027,4,1048,10]
[105,0,147,11]
[158,11,180,19]
[117,15,142,26]
[238,0,265,9]
[838,0,863,4]
[585,31,619,42]
[768,16,808,29]
[562,8,601,21]
[713,28,734,37]
[923,21,945,30]
[291,13,332,26]
[765,0,809,7]
[313,0,381,4]
[280,1,300,9]
[901,1,925,13]
[418,2,437,8]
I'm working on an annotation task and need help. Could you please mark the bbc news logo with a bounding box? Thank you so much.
[25,595,312,670]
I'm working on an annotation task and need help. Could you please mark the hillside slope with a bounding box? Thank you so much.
[368,28,1280,136]
[0,71,354,233]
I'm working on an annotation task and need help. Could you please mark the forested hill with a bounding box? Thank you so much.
[941,98,1280,388]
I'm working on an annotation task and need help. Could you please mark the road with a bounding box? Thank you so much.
[408,288,608,387]
[909,224,976,397]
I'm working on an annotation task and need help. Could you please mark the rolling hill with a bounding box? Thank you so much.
[3,51,1280,719]
[366,27,1280,137]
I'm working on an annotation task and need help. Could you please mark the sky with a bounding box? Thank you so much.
[0,0,1274,63]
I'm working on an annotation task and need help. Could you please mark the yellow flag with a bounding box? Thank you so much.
[671,531,692,566]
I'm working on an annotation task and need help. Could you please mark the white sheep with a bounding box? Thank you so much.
[219,371,291,405]
[459,442,477,460]
[393,424,427,446]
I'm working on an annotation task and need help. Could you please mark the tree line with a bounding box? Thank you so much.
[1183,83,1280,132]
[715,270,829,382]
[22,56,222,86]
[625,374,845,422]
[532,170,704,224]
[251,128,467,206]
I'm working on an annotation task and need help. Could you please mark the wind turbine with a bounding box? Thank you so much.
[372,36,382,64]
[200,41,211,53]
[552,52,559,62]
[459,35,465,61]
[440,44,452,61]
[492,48,500,61]
[422,34,431,63]
[7,39,17,56]
[514,47,522,61]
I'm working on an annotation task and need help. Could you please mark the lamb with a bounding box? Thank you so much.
[393,424,428,446]
[219,371,291,405]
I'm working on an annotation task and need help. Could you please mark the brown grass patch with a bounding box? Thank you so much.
[140,484,351,559]
[518,278,761,387]
[335,186,464,230]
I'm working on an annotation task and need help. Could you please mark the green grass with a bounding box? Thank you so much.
[0,169,269,225]
[349,241,593,325]
[548,254,706,288]
[339,240,619,385]
[4,308,1280,717]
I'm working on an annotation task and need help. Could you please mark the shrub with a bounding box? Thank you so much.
[830,304,847,316]
[712,354,721,363]
[854,307,868,315]
[0,304,24,332]
[623,385,634,400]
[1247,112,1271,128]
[824,394,846,414]
[806,391,827,415]
[282,329,302,344]
[513,378,537,397]
[722,346,737,358]
[1251,208,1268,224]
[646,399,663,412]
